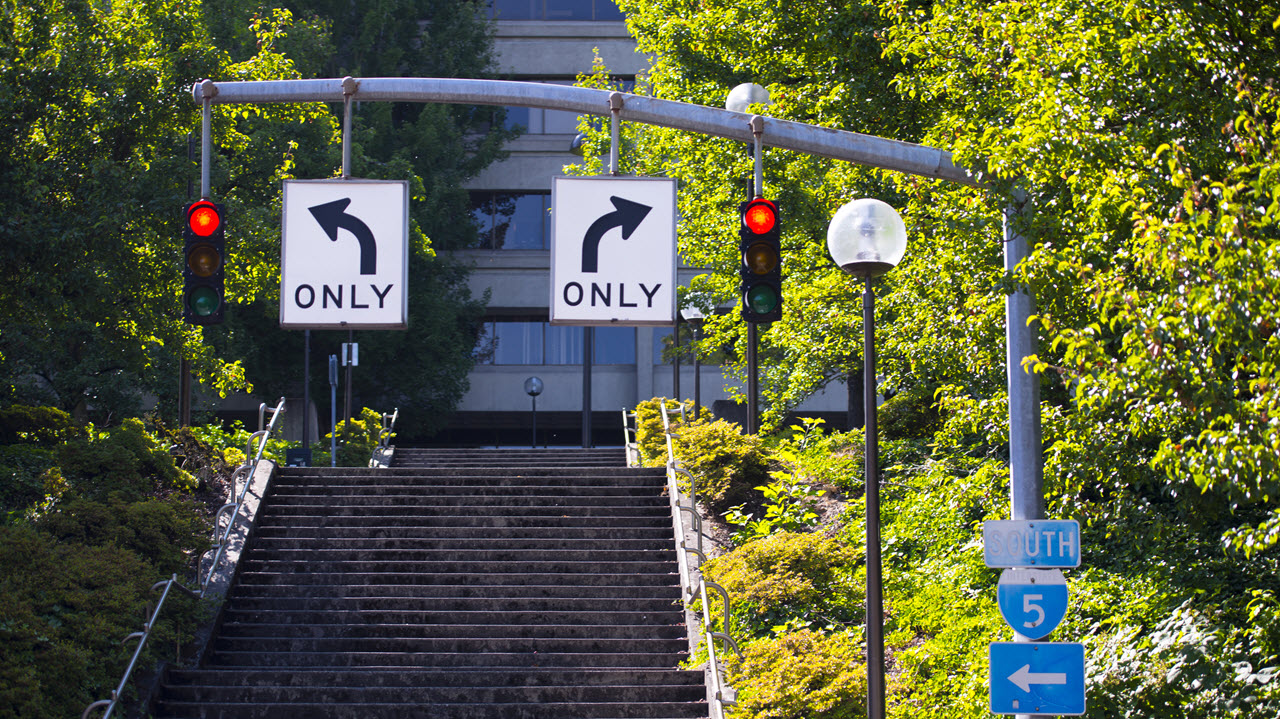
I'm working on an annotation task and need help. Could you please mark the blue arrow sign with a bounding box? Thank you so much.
[990,642,1085,715]
[997,569,1068,640]
[984,519,1081,568]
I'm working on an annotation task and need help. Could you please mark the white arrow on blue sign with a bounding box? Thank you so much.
[989,642,1086,716]
[997,568,1068,640]
[984,519,1081,568]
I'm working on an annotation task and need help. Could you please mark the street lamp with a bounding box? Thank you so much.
[725,82,770,113]
[826,197,907,719]
[524,376,544,448]
[680,304,706,420]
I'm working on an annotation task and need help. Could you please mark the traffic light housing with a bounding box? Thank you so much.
[182,200,225,325]
[738,197,781,323]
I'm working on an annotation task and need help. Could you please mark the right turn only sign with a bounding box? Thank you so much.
[549,176,676,326]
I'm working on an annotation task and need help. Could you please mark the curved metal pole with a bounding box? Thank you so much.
[192,78,978,187]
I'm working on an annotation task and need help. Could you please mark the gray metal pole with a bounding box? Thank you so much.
[302,329,310,462]
[1005,195,1043,522]
[329,355,338,468]
[200,88,211,199]
[344,330,353,423]
[672,316,681,402]
[1005,196,1044,719]
[864,277,885,719]
[583,327,594,448]
[693,324,701,420]
[531,396,537,449]
[192,78,978,188]
[746,322,759,435]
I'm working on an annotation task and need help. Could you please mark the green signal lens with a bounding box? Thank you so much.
[188,286,221,316]
[745,284,779,314]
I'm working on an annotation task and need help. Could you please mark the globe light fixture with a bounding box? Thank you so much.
[725,82,771,113]
[826,198,907,278]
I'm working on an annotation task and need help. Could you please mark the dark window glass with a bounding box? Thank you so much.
[545,0,592,19]
[594,326,636,364]
[546,325,583,364]
[493,0,538,19]
[504,106,530,131]
[492,322,543,364]
[595,0,625,20]
[472,192,549,249]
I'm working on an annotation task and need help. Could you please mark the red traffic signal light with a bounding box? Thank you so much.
[182,201,225,325]
[739,198,782,323]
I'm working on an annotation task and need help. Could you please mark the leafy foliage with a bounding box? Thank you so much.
[671,418,770,514]
[727,629,870,719]
[702,531,862,639]
[0,406,214,718]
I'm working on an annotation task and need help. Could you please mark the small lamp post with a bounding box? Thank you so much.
[524,376,544,448]
[680,304,706,419]
[826,198,907,719]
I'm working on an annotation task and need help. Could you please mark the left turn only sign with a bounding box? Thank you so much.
[280,179,409,329]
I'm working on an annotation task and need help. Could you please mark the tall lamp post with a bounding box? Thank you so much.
[826,198,907,719]
[524,376,543,448]
[680,305,705,419]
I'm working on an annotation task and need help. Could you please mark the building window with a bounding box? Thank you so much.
[471,192,550,250]
[489,0,624,21]
[478,321,636,364]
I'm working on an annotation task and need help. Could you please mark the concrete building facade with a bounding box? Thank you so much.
[440,2,847,446]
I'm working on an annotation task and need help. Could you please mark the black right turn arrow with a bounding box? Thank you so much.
[309,198,377,275]
[581,196,652,273]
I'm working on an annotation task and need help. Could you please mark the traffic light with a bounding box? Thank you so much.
[738,197,781,323]
[182,200,225,325]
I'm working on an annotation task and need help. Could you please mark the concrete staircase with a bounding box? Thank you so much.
[154,448,705,718]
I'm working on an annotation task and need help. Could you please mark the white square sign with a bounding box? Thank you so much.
[550,176,676,326]
[280,179,409,329]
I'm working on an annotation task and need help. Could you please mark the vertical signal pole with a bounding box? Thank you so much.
[746,116,765,434]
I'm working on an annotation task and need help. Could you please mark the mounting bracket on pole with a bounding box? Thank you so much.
[751,115,764,197]
[341,76,357,179]
[609,91,623,176]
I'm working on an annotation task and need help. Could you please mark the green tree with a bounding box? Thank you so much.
[204,0,513,439]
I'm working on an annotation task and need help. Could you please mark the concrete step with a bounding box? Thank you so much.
[154,700,705,719]
[230,583,681,600]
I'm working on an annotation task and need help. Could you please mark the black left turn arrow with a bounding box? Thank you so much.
[309,198,377,275]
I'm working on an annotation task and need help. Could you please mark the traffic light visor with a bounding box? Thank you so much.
[187,202,221,237]
[743,201,776,234]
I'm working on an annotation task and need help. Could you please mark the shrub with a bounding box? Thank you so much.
[0,445,57,518]
[327,407,387,467]
[672,419,769,514]
[633,397,691,467]
[727,629,868,719]
[57,419,196,500]
[703,531,862,637]
[878,383,942,441]
[36,496,210,576]
[0,524,199,719]
[0,405,83,445]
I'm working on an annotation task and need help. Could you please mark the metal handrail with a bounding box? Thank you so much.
[378,408,398,448]
[621,409,640,467]
[83,397,287,719]
[659,400,740,718]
